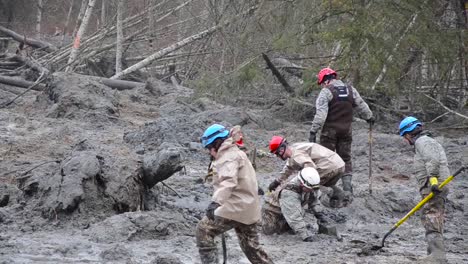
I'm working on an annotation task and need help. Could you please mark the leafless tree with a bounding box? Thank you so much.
[66,0,97,72]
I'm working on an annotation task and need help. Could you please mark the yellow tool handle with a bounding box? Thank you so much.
[393,174,456,229]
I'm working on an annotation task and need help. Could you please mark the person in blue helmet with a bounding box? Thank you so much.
[196,124,273,264]
[399,116,449,263]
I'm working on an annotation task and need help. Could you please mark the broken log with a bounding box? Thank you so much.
[0,74,144,91]
[9,54,50,74]
[0,26,57,52]
[0,75,45,90]
[98,78,145,91]
[262,53,294,94]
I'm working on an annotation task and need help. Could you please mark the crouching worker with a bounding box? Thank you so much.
[267,136,348,207]
[196,124,274,264]
[262,167,337,241]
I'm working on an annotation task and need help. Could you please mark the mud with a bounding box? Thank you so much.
[1,72,467,263]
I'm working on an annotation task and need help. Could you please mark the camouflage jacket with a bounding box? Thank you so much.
[266,176,313,240]
[413,133,450,188]
[310,79,373,133]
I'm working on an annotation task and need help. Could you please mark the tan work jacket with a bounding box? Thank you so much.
[212,138,261,225]
[277,142,345,185]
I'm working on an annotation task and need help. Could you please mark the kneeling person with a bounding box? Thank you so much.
[262,167,336,241]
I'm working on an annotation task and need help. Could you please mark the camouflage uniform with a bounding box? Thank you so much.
[197,216,273,264]
[262,176,333,240]
[310,79,373,194]
[197,138,273,264]
[413,132,449,263]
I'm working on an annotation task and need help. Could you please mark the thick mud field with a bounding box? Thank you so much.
[1,73,467,263]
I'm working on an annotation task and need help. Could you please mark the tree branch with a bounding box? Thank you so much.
[423,94,468,120]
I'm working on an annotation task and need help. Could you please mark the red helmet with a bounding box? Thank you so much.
[317,67,337,85]
[269,136,286,153]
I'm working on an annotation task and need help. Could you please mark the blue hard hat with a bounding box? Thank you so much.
[399,116,422,136]
[201,124,229,148]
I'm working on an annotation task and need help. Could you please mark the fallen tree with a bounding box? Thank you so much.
[0,26,57,52]
[0,74,144,91]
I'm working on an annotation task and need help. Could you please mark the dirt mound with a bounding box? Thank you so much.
[35,72,119,121]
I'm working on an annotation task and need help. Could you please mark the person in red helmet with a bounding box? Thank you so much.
[268,136,348,208]
[309,67,374,201]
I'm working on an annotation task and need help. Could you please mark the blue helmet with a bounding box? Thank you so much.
[399,116,422,136]
[201,124,229,148]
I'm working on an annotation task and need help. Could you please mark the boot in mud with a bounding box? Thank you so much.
[198,246,219,264]
[341,175,354,206]
[328,186,345,208]
[423,232,447,264]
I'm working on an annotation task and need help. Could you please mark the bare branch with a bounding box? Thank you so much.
[423,94,468,120]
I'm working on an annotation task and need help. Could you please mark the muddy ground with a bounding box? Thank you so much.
[1,73,468,264]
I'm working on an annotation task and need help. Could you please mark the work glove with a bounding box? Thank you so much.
[303,236,316,242]
[268,179,281,192]
[429,176,441,194]
[257,187,265,196]
[308,131,316,143]
[206,202,220,221]
[367,116,375,126]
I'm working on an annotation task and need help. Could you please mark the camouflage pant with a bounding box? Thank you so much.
[320,126,352,174]
[261,205,292,235]
[261,196,330,235]
[196,216,274,264]
[420,183,447,235]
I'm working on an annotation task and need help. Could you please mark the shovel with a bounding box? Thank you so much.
[369,166,466,251]
[222,233,227,264]
[368,123,373,194]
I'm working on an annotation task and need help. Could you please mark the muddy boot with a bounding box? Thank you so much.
[198,246,219,264]
[342,175,353,193]
[425,232,447,264]
[341,175,354,206]
[329,186,345,208]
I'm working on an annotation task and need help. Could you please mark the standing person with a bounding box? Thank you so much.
[196,124,274,264]
[399,116,449,263]
[267,136,347,207]
[309,67,374,199]
[205,125,264,195]
[262,167,337,241]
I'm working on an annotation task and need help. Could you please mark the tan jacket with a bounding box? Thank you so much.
[212,138,261,225]
[276,142,345,185]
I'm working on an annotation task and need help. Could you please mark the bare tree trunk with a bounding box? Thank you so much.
[62,0,75,46]
[148,0,157,49]
[66,0,97,72]
[111,3,260,80]
[0,1,15,52]
[101,0,106,27]
[36,0,43,38]
[370,1,427,90]
[115,0,124,75]
[453,0,468,109]
[72,0,88,42]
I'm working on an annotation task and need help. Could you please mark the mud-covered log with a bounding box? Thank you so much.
[0,74,144,91]
[99,78,145,90]
[0,25,57,52]
[0,75,45,90]
[142,146,183,189]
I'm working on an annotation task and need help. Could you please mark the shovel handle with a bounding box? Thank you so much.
[393,166,466,229]
[368,123,373,194]
[381,166,466,248]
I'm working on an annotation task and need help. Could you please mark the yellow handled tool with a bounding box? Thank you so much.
[371,166,466,250]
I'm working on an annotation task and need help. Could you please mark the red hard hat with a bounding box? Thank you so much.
[317,67,337,85]
[269,136,285,153]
